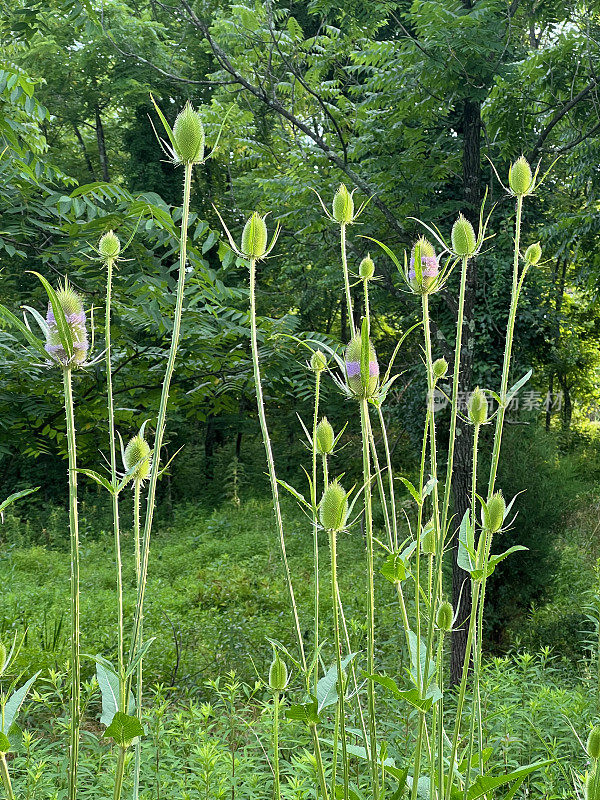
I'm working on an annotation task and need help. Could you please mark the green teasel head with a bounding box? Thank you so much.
[310,349,327,373]
[588,726,600,760]
[359,254,375,280]
[467,387,488,426]
[319,480,349,532]
[124,434,152,483]
[332,184,355,224]
[345,329,379,399]
[432,357,448,380]
[586,768,600,800]
[484,491,506,533]
[268,651,288,691]
[525,241,542,265]
[508,156,533,197]
[436,601,453,632]
[44,282,88,368]
[422,518,436,555]
[451,214,477,257]
[315,417,335,455]
[173,102,206,164]
[241,212,268,259]
[98,230,121,261]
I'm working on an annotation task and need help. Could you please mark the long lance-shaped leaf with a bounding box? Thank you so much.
[0,305,48,359]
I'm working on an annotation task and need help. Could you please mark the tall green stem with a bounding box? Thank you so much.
[0,753,14,800]
[360,398,378,799]
[329,530,349,799]
[340,223,355,338]
[312,372,321,691]
[105,257,125,715]
[113,747,126,800]
[273,692,281,800]
[64,367,80,800]
[128,162,193,700]
[133,479,143,800]
[488,196,524,495]
[441,256,469,534]
[249,256,305,669]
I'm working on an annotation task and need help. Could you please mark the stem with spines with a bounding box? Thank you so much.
[64,367,80,800]
[312,371,321,691]
[133,478,143,800]
[249,256,305,670]
[0,753,14,800]
[329,529,349,799]
[273,691,281,800]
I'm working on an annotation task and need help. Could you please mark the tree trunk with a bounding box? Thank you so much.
[450,98,481,686]
[95,104,110,182]
[72,124,97,179]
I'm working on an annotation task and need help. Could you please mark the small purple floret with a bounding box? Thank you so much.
[409,255,439,282]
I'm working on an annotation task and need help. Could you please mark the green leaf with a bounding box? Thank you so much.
[0,732,9,753]
[125,638,156,679]
[381,552,407,584]
[104,712,144,748]
[3,671,40,734]
[465,760,551,800]
[398,477,421,505]
[95,658,134,727]
[0,487,39,518]
[484,546,528,578]
[457,510,476,573]
[0,304,48,358]
[370,673,441,712]
[78,469,115,495]
[285,700,320,725]
[316,653,357,713]
[505,369,533,405]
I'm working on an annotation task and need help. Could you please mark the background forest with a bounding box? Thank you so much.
[2,0,600,796]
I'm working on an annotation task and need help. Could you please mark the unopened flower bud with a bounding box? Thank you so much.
[422,519,436,555]
[45,283,88,367]
[345,334,379,398]
[588,727,600,759]
[241,212,268,259]
[332,184,354,224]
[485,491,506,534]
[408,237,439,293]
[310,350,327,373]
[268,652,288,691]
[315,417,335,455]
[467,387,488,426]
[509,156,533,196]
[451,214,477,257]
[319,481,349,532]
[525,242,542,265]
[173,102,205,164]
[124,434,152,483]
[98,230,121,261]
[433,358,448,380]
[359,254,375,280]
[437,601,453,632]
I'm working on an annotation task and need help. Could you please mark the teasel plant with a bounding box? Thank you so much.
[0,271,107,800]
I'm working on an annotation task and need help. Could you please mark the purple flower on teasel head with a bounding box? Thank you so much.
[44,283,88,368]
[408,237,439,293]
[345,334,379,399]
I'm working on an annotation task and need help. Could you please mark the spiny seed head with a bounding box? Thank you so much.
[172,102,205,164]
[124,434,152,483]
[433,358,448,380]
[509,156,533,196]
[319,481,349,532]
[485,491,506,533]
[586,768,600,800]
[268,652,288,691]
[345,334,379,398]
[315,417,335,455]
[241,212,268,259]
[310,349,327,373]
[98,230,121,261]
[588,727,600,759]
[451,214,477,257]
[332,184,354,224]
[467,387,488,426]
[44,283,88,367]
[525,242,542,265]
[422,519,436,555]
[359,254,375,280]
[437,601,453,632]
[408,237,439,293]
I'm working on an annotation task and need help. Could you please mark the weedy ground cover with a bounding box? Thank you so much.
[0,99,596,800]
